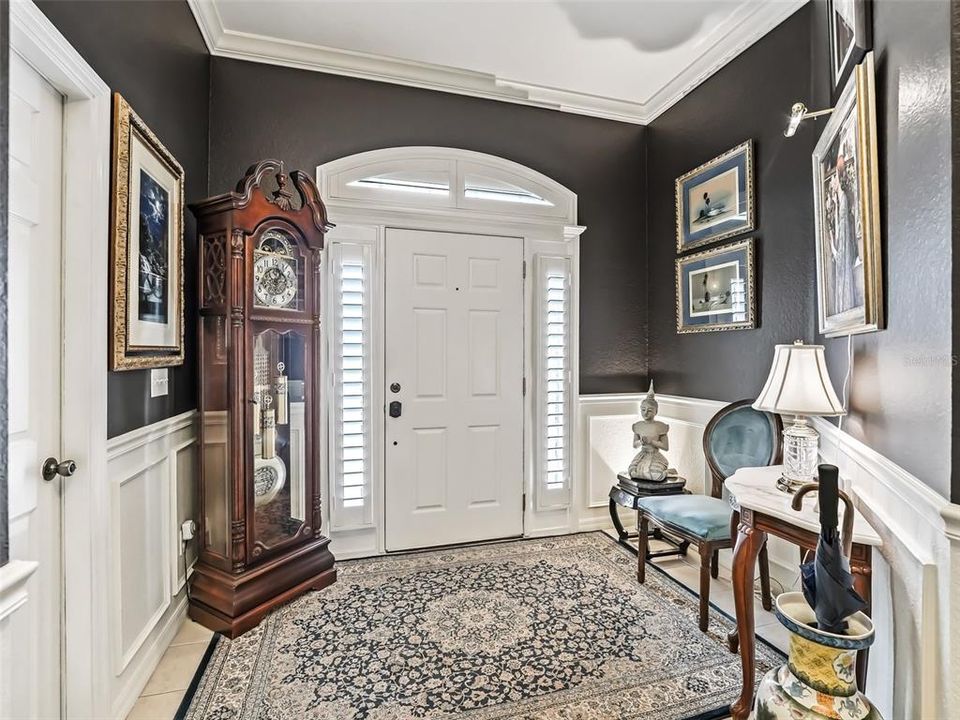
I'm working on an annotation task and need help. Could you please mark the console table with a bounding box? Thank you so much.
[725,465,882,720]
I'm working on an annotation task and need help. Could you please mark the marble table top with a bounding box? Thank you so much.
[727,465,882,548]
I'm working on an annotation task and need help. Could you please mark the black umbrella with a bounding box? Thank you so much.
[792,464,866,634]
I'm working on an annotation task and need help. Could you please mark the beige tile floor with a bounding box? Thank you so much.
[125,619,213,720]
[126,537,792,719]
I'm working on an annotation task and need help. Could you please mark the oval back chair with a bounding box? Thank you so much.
[637,400,782,633]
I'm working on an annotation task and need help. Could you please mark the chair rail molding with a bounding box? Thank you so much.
[0,559,37,621]
[186,0,805,125]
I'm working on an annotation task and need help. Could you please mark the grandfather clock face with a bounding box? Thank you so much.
[253,229,300,309]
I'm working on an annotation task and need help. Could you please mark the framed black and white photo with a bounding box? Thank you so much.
[813,52,883,337]
[675,141,754,253]
[675,238,755,334]
[110,92,184,370]
[828,0,871,94]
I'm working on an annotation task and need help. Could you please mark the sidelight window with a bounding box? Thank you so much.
[537,255,572,508]
[330,242,373,527]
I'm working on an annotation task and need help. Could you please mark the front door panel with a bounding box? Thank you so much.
[384,229,523,551]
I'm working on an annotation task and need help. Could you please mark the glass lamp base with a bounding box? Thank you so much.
[779,416,819,494]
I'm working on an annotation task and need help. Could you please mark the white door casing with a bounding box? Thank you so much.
[6,3,112,718]
[384,228,524,550]
[319,148,583,559]
[6,50,65,720]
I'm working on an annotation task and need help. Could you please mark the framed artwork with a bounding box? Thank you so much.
[110,92,185,370]
[675,141,754,253]
[828,0,871,94]
[675,238,755,334]
[812,52,882,338]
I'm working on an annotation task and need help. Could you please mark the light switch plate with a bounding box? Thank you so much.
[150,368,169,398]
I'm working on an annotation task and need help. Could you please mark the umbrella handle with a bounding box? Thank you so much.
[791,483,856,558]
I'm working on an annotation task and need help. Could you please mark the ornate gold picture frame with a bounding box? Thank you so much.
[675,238,756,334]
[812,52,883,337]
[675,141,755,253]
[110,92,185,370]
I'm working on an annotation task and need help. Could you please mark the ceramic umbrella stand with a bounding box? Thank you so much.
[752,592,881,719]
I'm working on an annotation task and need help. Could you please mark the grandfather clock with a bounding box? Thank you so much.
[188,160,336,638]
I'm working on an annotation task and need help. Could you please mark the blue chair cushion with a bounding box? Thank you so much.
[637,495,733,542]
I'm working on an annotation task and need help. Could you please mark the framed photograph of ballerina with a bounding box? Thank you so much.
[675,238,755,334]
[675,140,754,252]
[109,92,185,370]
[812,52,883,338]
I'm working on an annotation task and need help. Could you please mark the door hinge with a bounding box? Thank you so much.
[522,260,527,279]
[522,377,526,396]
[522,493,526,511]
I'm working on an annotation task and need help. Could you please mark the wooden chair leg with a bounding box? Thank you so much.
[711,549,719,579]
[637,513,649,583]
[698,542,711,632]
[759,543,773,611]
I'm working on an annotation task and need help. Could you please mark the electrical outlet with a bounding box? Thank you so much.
[181,519,197,542]
[150,368,169,398]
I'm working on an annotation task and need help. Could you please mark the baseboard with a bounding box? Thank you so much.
[112,594,188,720]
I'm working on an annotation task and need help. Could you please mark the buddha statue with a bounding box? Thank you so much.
[627,383,671,482]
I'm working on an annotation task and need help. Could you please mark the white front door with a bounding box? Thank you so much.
[384,228,524,551]
[6,51,65,719]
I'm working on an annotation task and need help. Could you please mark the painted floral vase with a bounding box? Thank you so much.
[752,592,882,720]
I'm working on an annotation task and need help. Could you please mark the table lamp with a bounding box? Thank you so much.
[753,341,846,493]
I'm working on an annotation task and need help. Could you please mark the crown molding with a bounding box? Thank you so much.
[187,0,807,125]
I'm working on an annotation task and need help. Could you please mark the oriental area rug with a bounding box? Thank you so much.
[179,533,783,720]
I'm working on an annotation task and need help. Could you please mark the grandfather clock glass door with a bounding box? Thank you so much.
[250,225,314,559]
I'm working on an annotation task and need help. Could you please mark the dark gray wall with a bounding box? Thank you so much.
[36,0,210,438]
[1,0,9,566]
[647,8,817,401]
[207,58,648,394]
[812,0,952,500]
[648,2,953,500]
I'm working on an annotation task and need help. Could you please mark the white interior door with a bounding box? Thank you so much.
[6,51,65,719]
[384,228,523,551]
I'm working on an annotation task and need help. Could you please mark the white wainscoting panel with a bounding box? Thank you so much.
[813,416,952,720]
[106,410,199,719]
[578,393,723,533]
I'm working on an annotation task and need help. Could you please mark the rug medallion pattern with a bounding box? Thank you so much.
[183,533,782,719]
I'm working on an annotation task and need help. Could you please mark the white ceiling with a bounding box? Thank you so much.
[189,0,806,124]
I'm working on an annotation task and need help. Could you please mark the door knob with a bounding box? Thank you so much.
[389,401,402,418]
[42,457,77,482]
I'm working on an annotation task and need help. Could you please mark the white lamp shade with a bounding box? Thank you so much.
[753,342,846,417]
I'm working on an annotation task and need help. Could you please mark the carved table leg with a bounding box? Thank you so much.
[729,521,767,720]
[852,559,872,691]
[609,498,628,543]
[637,513,649,582]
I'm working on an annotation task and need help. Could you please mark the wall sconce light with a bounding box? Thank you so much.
[784,102,834,137]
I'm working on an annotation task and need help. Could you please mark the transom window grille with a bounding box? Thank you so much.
[348,176,449,196]
[464,179,553,206]
[538,255,572,508]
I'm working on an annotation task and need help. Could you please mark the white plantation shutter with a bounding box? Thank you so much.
[330,242,373,528]
[537,255,572,509]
